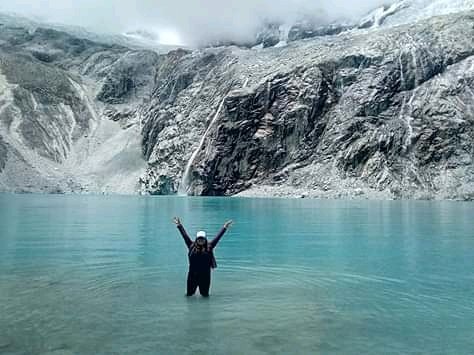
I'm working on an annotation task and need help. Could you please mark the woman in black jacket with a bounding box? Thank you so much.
[173,217,233,297]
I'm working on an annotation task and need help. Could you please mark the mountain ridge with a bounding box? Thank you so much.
[0,3,473,199]
[139,10,474,200]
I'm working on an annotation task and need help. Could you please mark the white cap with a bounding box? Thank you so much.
[196,231,206,238]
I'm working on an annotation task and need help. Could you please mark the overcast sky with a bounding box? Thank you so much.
[0,0,390,45]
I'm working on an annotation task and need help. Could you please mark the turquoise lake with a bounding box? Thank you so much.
[1,194,473,354]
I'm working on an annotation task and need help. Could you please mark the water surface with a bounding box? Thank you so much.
[1,194,473,354]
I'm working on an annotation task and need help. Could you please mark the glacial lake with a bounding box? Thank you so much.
[1,194,473,354]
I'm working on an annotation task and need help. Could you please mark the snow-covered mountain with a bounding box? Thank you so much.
[1,0,473,199]
[250,0,474,49]
[0,12,179,53]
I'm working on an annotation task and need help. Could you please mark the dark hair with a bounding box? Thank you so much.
[188,238,217,269]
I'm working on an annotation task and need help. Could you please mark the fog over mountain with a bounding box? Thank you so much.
[1,0,473,199]
[0,0,391,45]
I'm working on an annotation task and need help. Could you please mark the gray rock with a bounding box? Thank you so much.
[204,0,474,49]
[0,24,151,193]
[96,50,160,104]
[1,5,474,201]
[288,23,351,42]
[0,53,90,161]
[140,11,474,200]
[0,136,7,173]
[255,23,281,48]
[0,11,179,53]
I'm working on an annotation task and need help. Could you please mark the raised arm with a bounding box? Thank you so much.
[173,217,193,248]
[210,220,233,248]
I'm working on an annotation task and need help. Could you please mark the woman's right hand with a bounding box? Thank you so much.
[173,217,182,226]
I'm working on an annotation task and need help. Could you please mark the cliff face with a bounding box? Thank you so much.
[1,5,474,200]
[140,11,474,199]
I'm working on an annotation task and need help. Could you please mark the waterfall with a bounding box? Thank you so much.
[398,43,420,155]
[399,52,405,90]
[178,97,227,195]
[399,44,420,189]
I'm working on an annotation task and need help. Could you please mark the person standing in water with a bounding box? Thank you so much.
[173,217,233,297]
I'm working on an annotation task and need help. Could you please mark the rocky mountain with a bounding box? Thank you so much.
[0,24,158,193]
[251,0,474,49]
[140,9,474,200]
[0,12,179,52]
[1,1,474,199]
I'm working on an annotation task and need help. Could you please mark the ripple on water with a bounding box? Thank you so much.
[1,194,474,354]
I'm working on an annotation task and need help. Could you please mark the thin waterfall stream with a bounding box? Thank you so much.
[178,96,227,195]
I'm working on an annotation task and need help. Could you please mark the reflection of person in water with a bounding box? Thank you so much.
[173,217,233,297]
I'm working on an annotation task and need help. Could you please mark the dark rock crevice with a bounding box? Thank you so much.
[0,136,7,173]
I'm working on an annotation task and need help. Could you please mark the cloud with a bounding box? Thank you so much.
[0,0,391,46]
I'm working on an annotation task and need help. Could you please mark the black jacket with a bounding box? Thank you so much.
[177,224,227,272]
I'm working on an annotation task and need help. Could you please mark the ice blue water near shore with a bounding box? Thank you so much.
[1,194,474,354]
